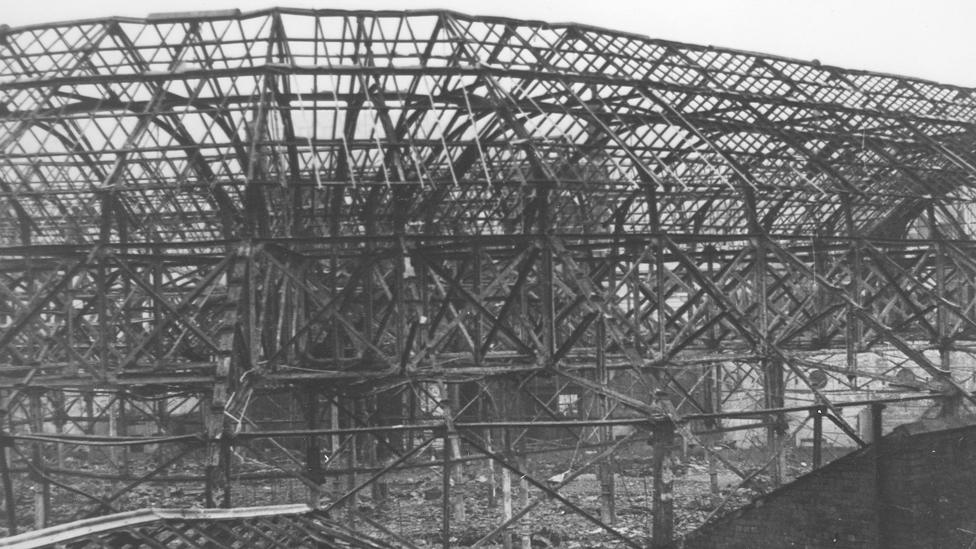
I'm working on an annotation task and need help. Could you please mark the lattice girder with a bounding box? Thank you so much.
[2,10,976,248]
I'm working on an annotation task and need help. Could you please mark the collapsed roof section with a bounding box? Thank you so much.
[1,8,975,246]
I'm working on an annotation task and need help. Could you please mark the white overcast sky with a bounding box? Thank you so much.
[5,0,976,87]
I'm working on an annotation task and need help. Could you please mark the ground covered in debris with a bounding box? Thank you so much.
[6,441,854,547]
[352,442,851,548]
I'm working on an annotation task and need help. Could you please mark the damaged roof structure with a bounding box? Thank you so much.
[0,8,975,547]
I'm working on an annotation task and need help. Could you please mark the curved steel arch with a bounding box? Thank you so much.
[0,10,975,547]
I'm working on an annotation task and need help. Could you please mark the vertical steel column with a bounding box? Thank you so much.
[51,391,65,470]
[328,188,343,498]
[330,396,341,500]
[84,392,95,435]
[849,239,863,377]
[207,247,245,508]
[500,380,515,549]
[844,198,861,378]
[473,245,483,366]
[501,425,514,549]
[448,384,464,521]
[346,398,358,521]
[0,424,15,535]
[651,420,674,549]
[367,396,384,501]
[873,403,886,548]
[306,386,323,493]
[597,248,615,524]
[65,272,77,377]
[756,235,786,485]
[118,392,128,479]
[541,241,555,365]
[95,249,109,378]
[534,140,555,365]
[441,421,451,549]
[654,237,667,367]
[152,244,163,363]
[934,239,958,416]
[155,396,168,439]
[28,390,49,528]
[704,246,720,500]
[394,236,407,373]
[518,450,530,549]
[0,389,15,535]
[474,247,496,507]
[220,427,232,508]
[440,380,463,548]
[812,406,824,469]
[202,396,216,508]
[649,182,667,389]
[481,394,497,508]
[813,238,829,345]
[630,244,643,357]
[119,218,131,377]
[96,192,113,378]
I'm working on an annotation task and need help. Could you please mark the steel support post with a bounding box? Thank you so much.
[202,396,216,509]
[845,202,862,379]
[117,392,128,478]
[448,384,464,521]
[873,403,886,548]
[704,245,722,499]
[306,386,323,488]
[330,397,341,501]
[220,430,232,508]
[934,240,959,416]
[28,390,49,528]
[347,398,358,521]
[651,421,675,549]
[596,316,616,524]
[756,236,787,485]
[812,406,824,469]
[0,417,16,535]
[442,422,451,549]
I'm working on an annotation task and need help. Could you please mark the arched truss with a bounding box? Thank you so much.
[1,8,976,545]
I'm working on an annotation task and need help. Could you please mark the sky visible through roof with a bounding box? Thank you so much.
[4,0,976,87]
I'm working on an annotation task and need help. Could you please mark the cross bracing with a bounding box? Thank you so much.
[1,9,976,245]
[0,8,975,547]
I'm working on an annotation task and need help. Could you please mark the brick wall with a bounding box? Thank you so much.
[680,419,976,549]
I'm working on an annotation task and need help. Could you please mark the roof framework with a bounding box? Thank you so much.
[2,9,976,245]
[0,8,975,546]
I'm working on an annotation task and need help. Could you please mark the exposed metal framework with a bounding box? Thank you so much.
[1,504,399,548]
[1,7,975,547]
